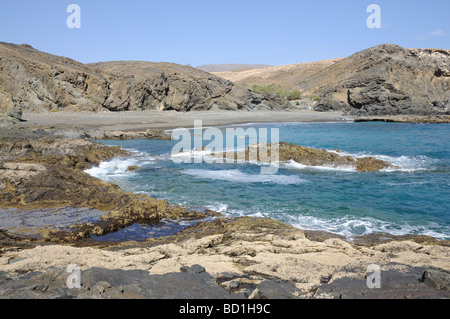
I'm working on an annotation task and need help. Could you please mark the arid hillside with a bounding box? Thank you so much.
[0,43,291,121]
[212,59,342,89]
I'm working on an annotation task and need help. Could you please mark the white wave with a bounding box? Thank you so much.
[225,210,450,240]
[205,203,229,213]
[170,149,216,162]
[379,155,435,172]
[290,215,450,240]
[170,147,248,163]
[181,169,307,185]
[85,157,139,178]
[282,159,357,172]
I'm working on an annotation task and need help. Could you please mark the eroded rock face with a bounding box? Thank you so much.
[0,42,291,118]
[217,142,393,172]
[302,44,450,116]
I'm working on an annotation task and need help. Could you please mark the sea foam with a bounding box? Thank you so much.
[85,157,140,178]
[181,169,307,185]
[282,159,357,172]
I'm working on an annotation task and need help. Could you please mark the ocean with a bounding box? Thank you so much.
[86,122,450,241]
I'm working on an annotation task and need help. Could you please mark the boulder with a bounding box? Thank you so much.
[421,269,450,291]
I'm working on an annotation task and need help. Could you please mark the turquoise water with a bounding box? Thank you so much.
[87,122,450,240]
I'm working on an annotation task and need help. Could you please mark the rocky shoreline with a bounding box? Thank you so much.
[354,114,450,124]
[0,125,449,299]
[1,217,449,299]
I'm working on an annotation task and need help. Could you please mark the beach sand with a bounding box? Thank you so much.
[22,110,349,131]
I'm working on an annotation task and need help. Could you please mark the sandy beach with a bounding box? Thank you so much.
[21,110,349,131]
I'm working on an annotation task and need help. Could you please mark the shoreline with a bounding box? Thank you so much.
[17,111,449,137]
[21,110,349,131]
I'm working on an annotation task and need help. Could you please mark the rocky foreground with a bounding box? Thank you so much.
[0,127,449,299]
[1,217,449,299]
[0,127,211,242]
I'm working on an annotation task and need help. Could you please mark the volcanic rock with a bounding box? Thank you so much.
[305,44,450,116]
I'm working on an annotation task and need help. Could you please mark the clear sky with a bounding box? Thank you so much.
[0,0,449,66]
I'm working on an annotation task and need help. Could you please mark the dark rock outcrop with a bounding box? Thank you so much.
[299,44,450,116]
[0,42,291,119]
[0,266,242,299]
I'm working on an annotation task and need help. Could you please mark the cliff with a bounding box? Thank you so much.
[304,44,450,116]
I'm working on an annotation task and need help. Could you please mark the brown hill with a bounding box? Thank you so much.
[0,43,291,121]
[212,59,342,90]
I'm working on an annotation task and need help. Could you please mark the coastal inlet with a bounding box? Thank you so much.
[88,121,450,241]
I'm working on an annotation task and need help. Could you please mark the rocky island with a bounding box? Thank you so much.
[215,142,394,172]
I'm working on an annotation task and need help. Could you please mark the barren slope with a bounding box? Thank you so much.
[212,59,343,89]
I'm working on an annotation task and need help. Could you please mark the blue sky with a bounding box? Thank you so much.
[0,0,449,66]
